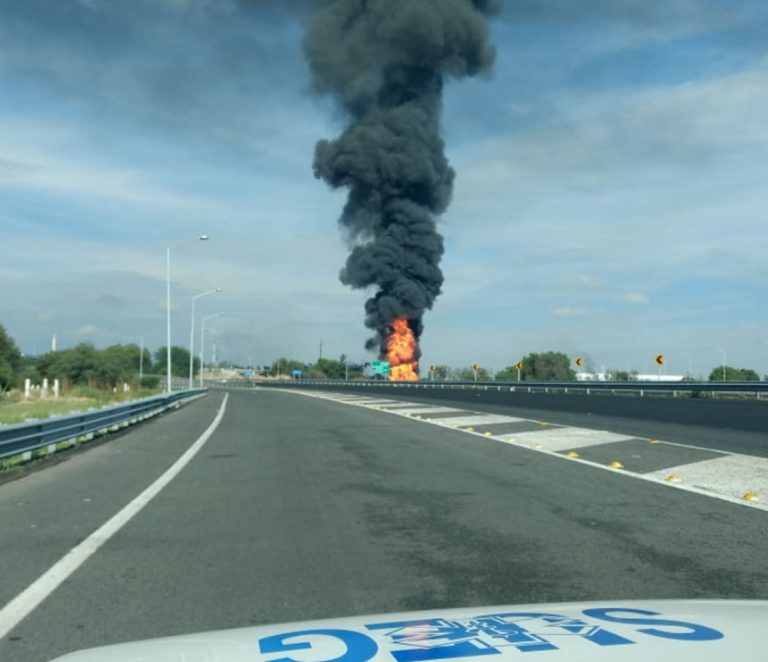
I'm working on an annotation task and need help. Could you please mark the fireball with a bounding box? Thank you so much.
[385,317,419,381]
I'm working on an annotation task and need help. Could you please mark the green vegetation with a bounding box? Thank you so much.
[154,346,200,378]
[0,323,23,393]
[0,387,161,425]
[708,366,760,381]
[268,355,364,380]
[35,342,157,387]
[456,366,492,381]
[495,352,576,381]
[270,357,306,377]
[428,365,452,381]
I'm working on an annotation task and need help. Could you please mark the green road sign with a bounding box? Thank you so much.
[372,360,390,375]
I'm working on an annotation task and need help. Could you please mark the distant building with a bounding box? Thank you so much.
[576,372,608,381]
[576,372,685,382]
[634,374,685,382]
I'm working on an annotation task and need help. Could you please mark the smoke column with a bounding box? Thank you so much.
[304,0,501,360]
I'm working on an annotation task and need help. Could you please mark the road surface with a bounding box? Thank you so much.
[0,389,766,662]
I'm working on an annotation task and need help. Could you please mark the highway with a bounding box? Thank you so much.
[0,389,766,662]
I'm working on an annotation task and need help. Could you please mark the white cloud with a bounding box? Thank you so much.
[551,306,588,318]
[623,292,649,304]
[75,324,100,337]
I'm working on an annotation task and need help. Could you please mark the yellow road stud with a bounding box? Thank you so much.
[610,461,625,469]
[665,474,680,483]
[566,451,580,458]
[742,492,760,502]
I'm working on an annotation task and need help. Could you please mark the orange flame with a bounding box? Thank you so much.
[386,317,419,381]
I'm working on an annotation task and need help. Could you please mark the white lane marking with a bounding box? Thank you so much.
[372,402,440,410]
[0,394,230,640]
[500,427,636,450]
[432,414,523,427]
[645,454,768,502]
[385,406,466,415]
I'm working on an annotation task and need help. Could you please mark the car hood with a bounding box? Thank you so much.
[49,599,767,661]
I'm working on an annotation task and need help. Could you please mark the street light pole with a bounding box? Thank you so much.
[200,313,223,388]
[189,288,222,389]
[165,235,210,394]
[166,246,171,393]
[712,347,726,381]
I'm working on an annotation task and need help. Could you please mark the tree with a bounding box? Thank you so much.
[428,365,452,381]
[708,366,760,381]
[312,358,347,379]
[97,344,143,386]
[37,343,100,385]
[494,365,521,382]
[270,357,306,377]
[154,346,200,378]
[498,352,576,381]
[0,355,14,393]
[0,323,22,389]
[612,370,639,382]
[457,366,492,381]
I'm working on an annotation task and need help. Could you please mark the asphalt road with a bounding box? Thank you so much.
[0,389,766,662]
[265,383,768,457]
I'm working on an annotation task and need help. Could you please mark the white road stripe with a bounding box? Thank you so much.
[372,403,435,409]
[432,414,522,427]
[384,406,466,415]
[0,394,229,640]
[498,427,636,450]
[645,454,768,502]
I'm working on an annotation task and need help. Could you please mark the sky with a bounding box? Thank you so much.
[1,0,767,378]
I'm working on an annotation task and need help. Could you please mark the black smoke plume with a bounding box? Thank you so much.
[304,0,500,358]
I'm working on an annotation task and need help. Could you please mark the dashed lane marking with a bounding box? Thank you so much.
[495,427,635,451]
[429,414,524,428]
[645,455,767,504]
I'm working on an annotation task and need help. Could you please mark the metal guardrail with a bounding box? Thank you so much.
[230,379,768,399]
[0,390,206,460]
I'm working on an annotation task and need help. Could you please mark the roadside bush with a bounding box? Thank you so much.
[140,376,160,389]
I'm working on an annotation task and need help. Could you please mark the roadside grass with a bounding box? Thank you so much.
[0,386,162,425]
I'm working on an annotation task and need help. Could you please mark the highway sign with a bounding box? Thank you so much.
[655,355,665,366]
[575,357,584,367]
[516,361,524,371]
[372,360,390,375]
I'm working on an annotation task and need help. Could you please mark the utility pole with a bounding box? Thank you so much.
[319,339,323,360]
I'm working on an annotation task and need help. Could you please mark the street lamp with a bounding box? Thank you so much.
[139,336,144,382]
[166,235,209,393]
[200,313,224,388]
[189,288,222,389]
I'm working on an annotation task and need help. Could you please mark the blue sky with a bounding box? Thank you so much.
[1,0,767,377]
